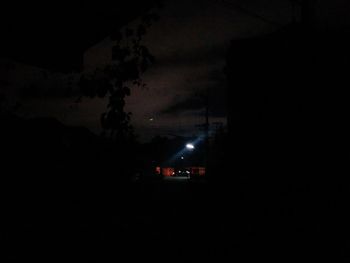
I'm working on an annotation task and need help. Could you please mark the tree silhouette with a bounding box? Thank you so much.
[78,12,159,141]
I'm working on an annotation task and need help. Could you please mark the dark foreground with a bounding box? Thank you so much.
[3,175,349,262]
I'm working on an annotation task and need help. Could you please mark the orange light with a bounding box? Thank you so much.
[161,167,175,177]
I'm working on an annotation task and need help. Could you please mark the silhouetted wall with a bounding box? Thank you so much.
[224,24,350,196]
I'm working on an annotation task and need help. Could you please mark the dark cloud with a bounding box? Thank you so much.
[161,91,227,118]
[160,68,227,118]
[19,79,77,99]
[153,43,227,69]
[0,59,79,99]
[161,96,205,115]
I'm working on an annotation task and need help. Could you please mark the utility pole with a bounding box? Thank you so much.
[194,90,210,175]
[289,0,314,27]
[205,90,210,177]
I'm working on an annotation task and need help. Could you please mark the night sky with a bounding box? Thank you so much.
[2,0,350,141]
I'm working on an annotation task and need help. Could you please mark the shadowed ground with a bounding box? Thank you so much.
[4,174,348,262]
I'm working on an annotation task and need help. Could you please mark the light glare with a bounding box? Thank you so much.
[186,143,195,150]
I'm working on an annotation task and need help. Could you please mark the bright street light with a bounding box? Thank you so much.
[186,143,195,150]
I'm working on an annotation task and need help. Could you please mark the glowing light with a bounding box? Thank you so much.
[186,143,195,150]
